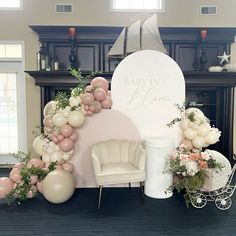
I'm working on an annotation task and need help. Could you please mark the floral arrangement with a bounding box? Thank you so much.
[0,69,112,204]
[167,106,223,204]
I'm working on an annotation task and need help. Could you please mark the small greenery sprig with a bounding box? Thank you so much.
[167,103,185,127]
[55,91,70,110]
[32,125,50,140]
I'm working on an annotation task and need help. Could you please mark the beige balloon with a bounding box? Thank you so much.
[33,136,47,156]
[67,110,85,128]
[42,170,75,204]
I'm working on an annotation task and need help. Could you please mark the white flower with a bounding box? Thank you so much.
[201,151,210,161]
[185,160,199,176]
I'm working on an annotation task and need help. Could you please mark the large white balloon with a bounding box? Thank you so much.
[33,136,47,156]
[42,170,75,204]
[205,133,219,145]
[43,101,58,117]
[197,123,211,137]
[69,96,81,107]
[50,151,63,163]
[67,110,85,128]
[192,136,205,149]
[180,119,190,130]
[184,128,197,140]
[52,114,67,127]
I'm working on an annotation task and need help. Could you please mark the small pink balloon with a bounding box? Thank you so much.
[101,97,112,109]
[13,163,24,170]
[27,158,44,168]
[30,175,38,185]
[93,101,102,113]
[56,164,64,170]
[93,88,106,101]
[36,181,43,194]
[69,131,78,141]
[58,138,74,152]
[62,162,74,173]
[85,85,93,93]
[80,93,94,105]
[60,124,73,138]
[9,168,22,182]
[91,77,109,92]
[88,105,95,112]
[0,177,14,199]
[107,90,111,97]
[51,136,59,144]
[181,139,194,150]
[84,105,89,111]
[57,134,65,142]
[87,110,93,116]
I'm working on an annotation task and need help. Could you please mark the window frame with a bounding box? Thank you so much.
[0,0,23,11]
[0,41,27,165]
[109,0,165,13]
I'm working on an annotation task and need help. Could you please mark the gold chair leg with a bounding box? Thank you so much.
[98,185,103,210]
[140,182,145,203]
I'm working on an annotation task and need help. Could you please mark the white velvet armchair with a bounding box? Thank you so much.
[91,139,146,209]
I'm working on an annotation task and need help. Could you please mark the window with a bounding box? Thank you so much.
[110,0,164,12]
[0,0,22,10]
[0,42,26,165]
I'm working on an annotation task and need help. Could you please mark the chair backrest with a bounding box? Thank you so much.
[92,139,140,164]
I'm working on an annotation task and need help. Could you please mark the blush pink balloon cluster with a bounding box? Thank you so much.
[80,77,112,116]
[0,158,75,200]
[179,108,221,149]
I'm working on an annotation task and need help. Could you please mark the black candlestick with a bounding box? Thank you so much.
[199,41,208,71]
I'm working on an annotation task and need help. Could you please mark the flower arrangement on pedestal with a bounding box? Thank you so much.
[167,106,223,204]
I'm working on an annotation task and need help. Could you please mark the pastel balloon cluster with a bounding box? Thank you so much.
[0,158,75,200]
[180,108,221,149]
[80,77,112,116]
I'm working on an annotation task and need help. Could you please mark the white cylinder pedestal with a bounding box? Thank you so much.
[144,138,174,199]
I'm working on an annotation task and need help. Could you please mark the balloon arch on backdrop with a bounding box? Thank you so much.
[0,60,222,204]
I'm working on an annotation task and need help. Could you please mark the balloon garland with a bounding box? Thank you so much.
[0,70,112,204]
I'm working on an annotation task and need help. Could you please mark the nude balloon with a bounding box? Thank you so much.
[62,162,74,173]
[33,136,47,156]
[59,138,74,152]
[69,131,78,141]
[60,124,73,137]
[93,101,102,113]
[91,77,109,92]
[9,168,22,182]
[0,177,14,199]
[27,158,44,168]
[94,88,106,101]
[101,97,112,109]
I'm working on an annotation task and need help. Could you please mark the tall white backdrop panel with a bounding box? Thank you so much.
[111,50,185,146]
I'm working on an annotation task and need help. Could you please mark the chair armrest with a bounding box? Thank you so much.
[131,147,146,171]
[91,152,102,175]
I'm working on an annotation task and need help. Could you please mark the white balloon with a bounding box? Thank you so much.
[69,96,81,107]
[50,151,63,163]
[52,114,67,127]
[62,110,70,118]
[184,128,197,140]
[192,136,205,149]
[46,146,54,154]
[42,153,51,162]
[180,119,190,130]
[197,124,211,137]
[54,145,61,152]
[191,123,199,130]
[33,136,47,156]
[67,110,85,128]
[62,152,71,161]
[205,133,218,145]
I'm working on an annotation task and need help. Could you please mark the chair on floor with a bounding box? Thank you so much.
[91,139,146,210]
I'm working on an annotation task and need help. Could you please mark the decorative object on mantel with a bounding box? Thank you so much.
[218,51,231,64]
[37,42,49,71]
[208,66,223,72]
[68,27,79,69]
[199,29,208,71]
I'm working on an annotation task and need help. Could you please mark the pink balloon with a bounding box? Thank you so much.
[60,124,73,138]
[93,101,102,113]
[58,138,74,152]
[56,164,64,170]
[0,177,14,199]
[85,85,93,93]
[87,110,93,116]
[62,162,74,173]
[57,134,65,142]
[84,105,89,111]
[51,136,59,144]
[36,181,43,194]
[69,131,78,141]
[93,88,106,101]
[88,105,95,112]
[107,90,111,97]
[30,175,38,185]
[91,77,109,92]
[101,97,112,109]
[13,163,24,170]
[181,139,193,150]
[9,168,22,182]
[80,93,94,105]
[27,158,44,168]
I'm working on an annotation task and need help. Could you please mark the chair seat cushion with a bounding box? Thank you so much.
[96,163,145,185]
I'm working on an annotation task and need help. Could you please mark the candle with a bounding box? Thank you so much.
[69,27,76,39]
[201,30,207,41]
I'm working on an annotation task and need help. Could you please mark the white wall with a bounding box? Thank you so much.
[0,0,236,152]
